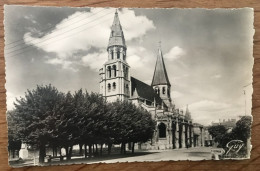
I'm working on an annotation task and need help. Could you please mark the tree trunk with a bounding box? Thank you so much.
[89,144,92,156]
[84,144,87,158]
[52,146,55,157]
[79,144,83,156]
[68,146,73,160]
[55,147,57,157]
[65,146,69,160]
[108,143,112,155]
[39,143,46,164]
[12,150,15,158]
[100,144,103,156]
[120,143,123,154]
[95,144,98,154]
[123,143,126,154]
[132,142,135,154]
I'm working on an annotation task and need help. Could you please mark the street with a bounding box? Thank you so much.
[88,147,212,164]
[12,147,213,167]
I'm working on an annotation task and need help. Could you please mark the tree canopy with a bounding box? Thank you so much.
[8,85,155,163]
[208,116,252,157]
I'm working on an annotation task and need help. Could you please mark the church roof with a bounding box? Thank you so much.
[107,10,126,49]
[151,47,171,86]
[131,77,162,104]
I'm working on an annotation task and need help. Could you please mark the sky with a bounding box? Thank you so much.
[4,5,254,125]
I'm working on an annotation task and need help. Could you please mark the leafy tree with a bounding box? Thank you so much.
[128,107,155,153]
[52,92,82,160]
[208,125,227,146]
[7,110,21,158]
[10,84,156,163]
[208,116,252,157]
[108,100,155,154]
[232,116,252,143]
[13,85,63,163]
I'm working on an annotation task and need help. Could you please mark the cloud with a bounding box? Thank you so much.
[23,8,155,71]
[24,14,37,24]
[189,100,230,112]
[127,55,143,68]
[127,46,152,69]
[45,57,78,72]
[164,46,185,61]
[184,100,242,125]
[82,51,107,71]
[171,91,183,98]
[6,91,18,111]
[211,74,222,79]
[119,9,156,41]
[81,45,153,72]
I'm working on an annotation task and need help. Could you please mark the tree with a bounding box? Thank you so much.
[52,92,82,160]
[7,110,21,158]
[232,116,252,143]
[208,125,227,147]
[128,107,155,153]
[107,100,155,154]
[13,85,63,163]
[208,116,252,157]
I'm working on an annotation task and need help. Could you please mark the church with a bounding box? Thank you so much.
[99,10,205,150]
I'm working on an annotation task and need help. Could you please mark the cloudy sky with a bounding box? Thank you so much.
[4,5,254,125]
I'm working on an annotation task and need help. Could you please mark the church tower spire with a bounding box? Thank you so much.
[108,10,126,47]
[185,105,191,120]
[151,44,171,86]
[99,10,130,102]
[107,9,127,61]
[151,43,172,109]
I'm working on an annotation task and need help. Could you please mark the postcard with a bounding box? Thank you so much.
[4,5,254,167]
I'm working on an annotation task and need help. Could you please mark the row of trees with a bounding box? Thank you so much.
[208,116,252,157]
[8,85,155,163]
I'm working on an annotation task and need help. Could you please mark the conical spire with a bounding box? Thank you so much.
[185,105,191,120]
[107,10,126,49]
[151,45,171,86]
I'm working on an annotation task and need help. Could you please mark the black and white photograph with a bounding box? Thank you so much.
[4,5,254,167]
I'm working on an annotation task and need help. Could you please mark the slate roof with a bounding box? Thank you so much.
[107,10,126,49]
[151,48,171,86]
[131,77,162,104]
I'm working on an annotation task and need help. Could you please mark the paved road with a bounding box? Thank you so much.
[88,147,212,164]
[11,147,213,167]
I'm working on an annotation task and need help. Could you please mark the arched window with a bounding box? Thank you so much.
[107,66,111,78]
[158,123,166,138]
[123,66,126,78]
[125,68,128,78]
[113,82,116,90]
[108,83,111,92]
[162,87,166,94]
[123,51,126,60]
[111,51,114,60]
[117,51,120,59]
[126,84,129,93]
[113,65,117,77]
[154,88,158,94]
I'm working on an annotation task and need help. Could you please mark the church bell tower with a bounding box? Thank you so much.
[151,44,173,110]
[99,10,131,102]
